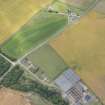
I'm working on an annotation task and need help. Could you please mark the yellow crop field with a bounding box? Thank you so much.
[0,0,52,44]
[50,12,105,104]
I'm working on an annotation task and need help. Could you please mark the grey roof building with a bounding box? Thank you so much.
[55,69,95,105]
[55,69,80,93]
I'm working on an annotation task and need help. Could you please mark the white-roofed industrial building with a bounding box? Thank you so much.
[55,69,95,105]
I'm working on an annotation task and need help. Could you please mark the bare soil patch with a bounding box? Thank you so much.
[0,88,31,105]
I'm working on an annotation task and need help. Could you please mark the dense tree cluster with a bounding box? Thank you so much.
[1,66,24,87]
[12,79,69,105]
[0,56,11,76]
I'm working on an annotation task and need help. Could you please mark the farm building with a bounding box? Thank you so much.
[55,69,95,105]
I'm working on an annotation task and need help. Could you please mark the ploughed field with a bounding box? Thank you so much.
[0,88,31,105]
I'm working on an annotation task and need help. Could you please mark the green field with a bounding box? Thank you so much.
[1,10,67,59]
[27,44,68,80]
[0,0,52,44]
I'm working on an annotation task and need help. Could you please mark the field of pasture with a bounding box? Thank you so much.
[1,10,67,59]
[0,0,52,44]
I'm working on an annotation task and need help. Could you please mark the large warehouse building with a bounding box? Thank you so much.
[55,69,95,105]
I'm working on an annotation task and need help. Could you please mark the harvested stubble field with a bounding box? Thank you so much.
[50,11,105,104]
[1,10,67,59]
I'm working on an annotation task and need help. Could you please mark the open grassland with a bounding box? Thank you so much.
[50,11,105,104]
[0,0,52,44]
[27,44,68,80]
[1,10,67,59]
[0,88,31,105]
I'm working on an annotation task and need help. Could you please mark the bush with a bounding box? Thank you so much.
[1,65,24,87]
[0,65,69,105]
[11,76,69,105]
[0,50,17,61]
